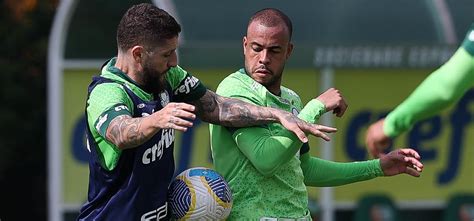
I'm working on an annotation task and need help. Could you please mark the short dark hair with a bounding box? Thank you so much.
[116,3,181,51]
[248,8,293,40]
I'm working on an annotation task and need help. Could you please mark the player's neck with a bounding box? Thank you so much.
[266,78,282,96]
[267,85,281,96]
[115,53,141,84]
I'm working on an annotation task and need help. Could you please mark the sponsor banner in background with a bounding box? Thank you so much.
[63,68,473,207]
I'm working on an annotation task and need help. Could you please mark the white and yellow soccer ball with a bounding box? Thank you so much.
[168,167,233,220]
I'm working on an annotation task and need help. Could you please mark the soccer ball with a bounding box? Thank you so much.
[168,167,233,220]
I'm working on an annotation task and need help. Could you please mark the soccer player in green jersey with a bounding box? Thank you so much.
[209,8,424,220]
[79,4,336,220]
[366,24,474,157]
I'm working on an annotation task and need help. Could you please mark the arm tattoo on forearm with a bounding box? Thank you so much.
[220,99,273,126]
[106,115,148,149]
[193,90,218,115]
[192,90,278,127]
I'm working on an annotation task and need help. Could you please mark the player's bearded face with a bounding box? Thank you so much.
[244,22,292,92]
[140,37,178,94]
[141,58,168,94]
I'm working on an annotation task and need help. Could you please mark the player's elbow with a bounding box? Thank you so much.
[114,142,129,150]
[253,160,280,178]
[256,167,277,178]
[109,138,136,150]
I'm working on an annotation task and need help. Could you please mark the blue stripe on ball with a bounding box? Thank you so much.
[168,179,191,218]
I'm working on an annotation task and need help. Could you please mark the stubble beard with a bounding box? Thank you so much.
[245,64,281,89]
[142,64,168,94]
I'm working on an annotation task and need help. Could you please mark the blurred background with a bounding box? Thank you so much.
[1,0,473,220]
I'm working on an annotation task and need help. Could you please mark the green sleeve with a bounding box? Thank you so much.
[166,66,207,102]
[87,83,133,137]
[87,82,133,170]
[300,153,384,187]
[298,99,326,123]
[232,126,304,177]
[384,47,474,137]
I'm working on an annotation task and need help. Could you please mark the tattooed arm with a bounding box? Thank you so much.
[106,102,196,150]
[190,90,336,142]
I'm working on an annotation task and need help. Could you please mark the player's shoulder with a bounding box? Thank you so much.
[219,69,247,84]
[88,78,129,103]
[217,69,254,93]
[90,77,125,94]
[166,65,188,86]
[167,65,187,75]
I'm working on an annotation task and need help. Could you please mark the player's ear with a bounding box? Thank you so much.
[286,42,294,59]
[243,36,248,54]
[131,46,145,63]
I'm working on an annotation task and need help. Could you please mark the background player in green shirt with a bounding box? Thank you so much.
[209,8,424,220]
[366,24,474,157]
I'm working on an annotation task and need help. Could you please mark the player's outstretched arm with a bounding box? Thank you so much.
[106,102,196,149]
[301,148,423,187]
[190,89,336,142]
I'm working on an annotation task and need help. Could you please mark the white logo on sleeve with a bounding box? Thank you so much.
[469,31,474,41]
[114,105,129,112]
[95,114,108,131]
[175,76,199,95]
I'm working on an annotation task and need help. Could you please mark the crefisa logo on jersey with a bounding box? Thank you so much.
[159,91,170,107]
[175,76,199,95]
[142,128,175,165]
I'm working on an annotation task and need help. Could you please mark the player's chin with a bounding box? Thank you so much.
[252,75,271,85]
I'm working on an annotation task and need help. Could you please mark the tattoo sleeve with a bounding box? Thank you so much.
[106,115,151,149]
[190,89,281,127]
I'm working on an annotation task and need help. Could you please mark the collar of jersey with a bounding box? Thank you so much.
[101,57,154,101]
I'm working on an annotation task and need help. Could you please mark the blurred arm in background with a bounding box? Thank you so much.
[366,24,474,157]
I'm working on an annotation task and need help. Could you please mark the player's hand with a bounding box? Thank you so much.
[153,102,196,132]
[365,119,391,158]
[380,148,423,177]
[316,88,348,117]
[278,111,337,143]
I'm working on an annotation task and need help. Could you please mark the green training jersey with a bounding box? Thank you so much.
[210,69,309,219]
[86,58,206,170]
[384,23,474,137]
